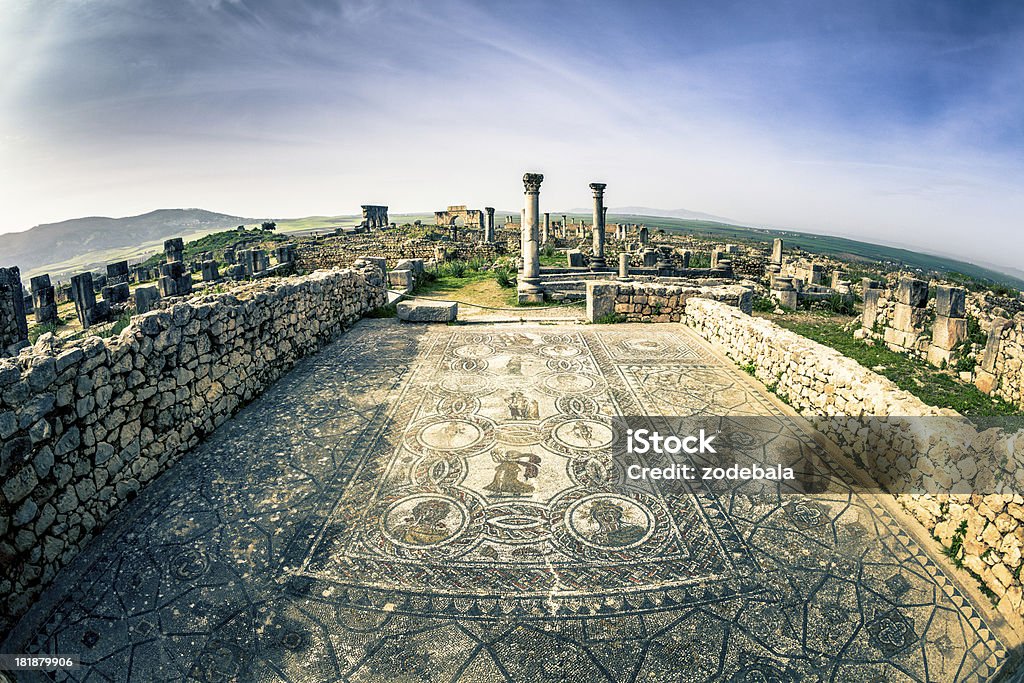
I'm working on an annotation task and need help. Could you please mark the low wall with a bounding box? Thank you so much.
[586,280,752,323]
[0,266,386,636]
[296,233,507,272]
[685,297,1024,621]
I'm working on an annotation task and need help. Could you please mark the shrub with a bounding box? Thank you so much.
[752,296,775,313]
[442,260,468,278]
[494,266,516,288]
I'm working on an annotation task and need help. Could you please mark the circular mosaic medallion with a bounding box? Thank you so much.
[540,343,582,359]
[438,373,495,395]
[404,414,494,459]
[454,344,494,359]
[419,420,483,450]
[436,394,481,416]
[549,490,671,561]
[382,494,468,550]
[565,495,654,550]
[543,415,615,459]
[540,372,602,396]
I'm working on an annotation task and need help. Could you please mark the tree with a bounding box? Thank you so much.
[261,221,277,232]
[236,225,246,231]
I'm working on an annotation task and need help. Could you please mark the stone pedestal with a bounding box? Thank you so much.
[397,300,457,323]
[586,282,618,323]
[566,250,584,268]
[517,173,545,304]
[589,183,607,269]
[770,277,798,310]
[618,253,632,280]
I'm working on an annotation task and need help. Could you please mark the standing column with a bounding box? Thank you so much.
[518,172,544,304]
[590,183,607,269]
[542,212,550,244]
[484,207,495,243]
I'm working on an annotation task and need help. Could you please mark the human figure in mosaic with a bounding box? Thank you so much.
[588,500,646,547]
[485,450,541,495]
[392,500,453,546]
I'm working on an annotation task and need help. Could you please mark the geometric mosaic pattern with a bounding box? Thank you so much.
[3,321,1009,681]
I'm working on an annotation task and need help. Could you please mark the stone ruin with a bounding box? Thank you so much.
[30,275,58,326]
[70,272,110,329]
[434,205,485,233]
[158,237,193,297]
[360,205,389,230]
[0,267,29,356]
[766,239,853,310]
[105,260,130,285]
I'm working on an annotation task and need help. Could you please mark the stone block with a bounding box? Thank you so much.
[388,269,414,293]
[935,285,966,318]
[892,302,926,332]
[771,288,798,310]
[586,282,618,323]
[397,300,457,323]
[932,315,967,350]
[895,277,928,307]
[927,345,953,367]
[135,286,160,314]
[201,260,220,282]
[862,288,881,329]
[981,318,1011,373]
[566,250,584,267]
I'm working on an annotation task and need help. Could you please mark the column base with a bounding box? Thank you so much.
[590,259,607,270]
[518,291,544,304]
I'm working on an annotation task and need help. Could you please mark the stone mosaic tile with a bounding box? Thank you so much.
[4,320,1008,682]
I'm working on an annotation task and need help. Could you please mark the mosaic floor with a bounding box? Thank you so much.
[3,320,1010,682]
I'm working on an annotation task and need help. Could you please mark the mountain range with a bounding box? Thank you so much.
[0,209,251,274]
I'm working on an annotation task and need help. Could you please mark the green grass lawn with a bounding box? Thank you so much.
[766,313,1019,416]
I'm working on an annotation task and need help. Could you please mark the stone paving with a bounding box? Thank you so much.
[3,320,1009,682]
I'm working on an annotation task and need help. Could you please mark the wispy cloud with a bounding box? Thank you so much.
[1,0,1022,270]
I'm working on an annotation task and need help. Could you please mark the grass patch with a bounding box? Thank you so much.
[591,313,626,324]
[768,313,1018,416]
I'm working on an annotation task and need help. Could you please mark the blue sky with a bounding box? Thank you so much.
[1,0,1022,270]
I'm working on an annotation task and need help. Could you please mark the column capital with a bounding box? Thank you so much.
[589,182,607,196]
[523,173,544,194]
[484,206,495,213]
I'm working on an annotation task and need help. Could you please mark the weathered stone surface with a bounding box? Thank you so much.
[0,265,386,636]
[1,322,1008,680]
[396,300,457,322]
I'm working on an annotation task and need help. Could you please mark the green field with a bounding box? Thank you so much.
[594,213,1024,291]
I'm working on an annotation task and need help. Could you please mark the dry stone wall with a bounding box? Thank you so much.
[684,297,1024,622]
[592,281,753,323]
[296,233,507,272]
[975,317,1024,408]
[0,266,385,636]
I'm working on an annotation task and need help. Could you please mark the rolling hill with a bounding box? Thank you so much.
[0,209,253,274]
